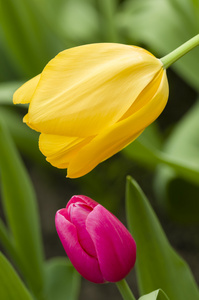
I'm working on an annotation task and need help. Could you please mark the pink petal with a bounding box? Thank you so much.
[66,195,98,210]
[55,210,104,283]
[86,205,136,282]
[67,203,97,257]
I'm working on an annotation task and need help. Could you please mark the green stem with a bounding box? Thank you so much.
[116,279,136,300]
[160,34,199,69]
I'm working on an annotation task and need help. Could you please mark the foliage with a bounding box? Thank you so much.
[0,0,198,299]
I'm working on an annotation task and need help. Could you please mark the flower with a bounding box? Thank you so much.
[55,195,136,283]
[13,43,169,178]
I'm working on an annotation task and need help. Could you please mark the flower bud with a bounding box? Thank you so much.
[13,43,168,178]
[55,195,136,283]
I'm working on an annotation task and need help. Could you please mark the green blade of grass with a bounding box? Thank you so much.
[126,176,199,299]
[0,120,44,299]
[0,252,33,300]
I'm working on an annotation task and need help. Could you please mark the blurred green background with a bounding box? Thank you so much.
[0,0,199,299]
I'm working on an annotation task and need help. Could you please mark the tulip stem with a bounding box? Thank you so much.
[116,279,136,300]
[160,34,199,69]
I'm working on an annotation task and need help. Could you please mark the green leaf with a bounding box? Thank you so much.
[0,219,23,273]
[0,120,44,298]
[0,252,33,300]
[118,0,199,91]
[126,176,199,299]
[163,100,199,167]
[44,258,81,300]
[0,0,64,77]
[139,289,169,300]
[154,100,199,222]
[123,131,199,186]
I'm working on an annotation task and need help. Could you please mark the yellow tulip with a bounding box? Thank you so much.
[13,43,169,178]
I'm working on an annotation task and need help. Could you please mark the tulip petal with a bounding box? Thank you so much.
[13,74,41,104]
[66,195,98,210]
[68,203,97,257]
[86,205,136,282]
[67,70,168,178]
[27,43,162,137]
[67,130,142,178]
[55,210,104,283]
[39,133,93,168]
[22,113,40,132]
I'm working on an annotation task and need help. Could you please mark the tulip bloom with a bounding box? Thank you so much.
[55,195,136,283]
[13,43,169,178]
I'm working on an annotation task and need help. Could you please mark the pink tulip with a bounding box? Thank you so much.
[55,195,136,283]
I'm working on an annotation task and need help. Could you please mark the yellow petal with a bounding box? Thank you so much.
[27,43,162,137]
[13,74,41,104]
[23,113,40,131]
[23,114,29,123]
[119,63,164,120]
[67,70,168,178]
[39,133,94,169]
